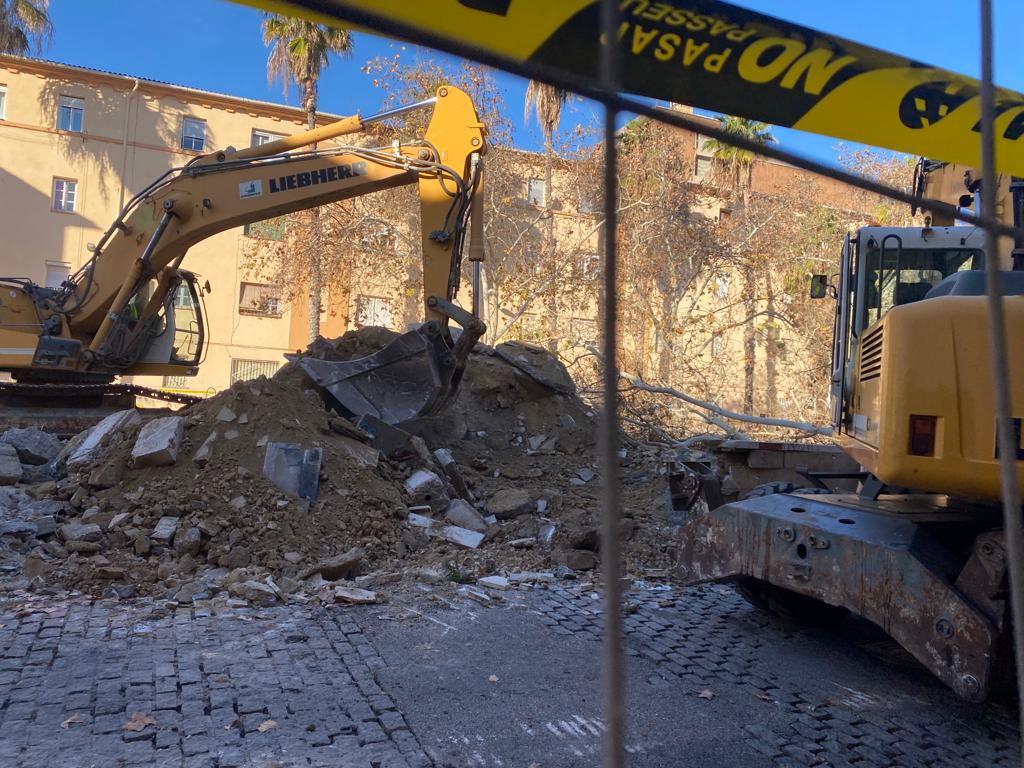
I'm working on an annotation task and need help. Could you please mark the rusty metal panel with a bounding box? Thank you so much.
[676,492,1004,701]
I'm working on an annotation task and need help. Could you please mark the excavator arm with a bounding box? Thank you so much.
[0,86,487,423]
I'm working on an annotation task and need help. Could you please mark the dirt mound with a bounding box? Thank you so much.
[10,328,672,601]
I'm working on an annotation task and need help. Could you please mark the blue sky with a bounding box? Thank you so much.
[44,0,1024,167]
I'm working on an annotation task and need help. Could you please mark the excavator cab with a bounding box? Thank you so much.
[114,270,207,375]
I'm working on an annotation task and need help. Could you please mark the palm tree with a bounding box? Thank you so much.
[262,14,352,341]
[524,81,568,349]
[704,116,776,414]
[0,0,53,56]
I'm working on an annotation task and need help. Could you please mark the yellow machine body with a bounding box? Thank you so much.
[841,294,1024,500]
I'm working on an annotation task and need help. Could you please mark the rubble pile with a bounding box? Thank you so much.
[0,329,673,604]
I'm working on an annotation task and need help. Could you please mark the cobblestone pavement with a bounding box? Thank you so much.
[0,595,429,768]
[361,582,1020,767]
[0,581,1018,767]
[532,584,1021,767]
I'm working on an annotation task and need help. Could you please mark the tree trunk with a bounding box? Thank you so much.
[543,131,559,352]
[305,77,322,343]
[736,161,756,414]
[742,263,756,413]
[764,270,778,416]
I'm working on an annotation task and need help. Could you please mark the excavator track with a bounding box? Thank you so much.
[0,381,202,436]
[0,381,201,406]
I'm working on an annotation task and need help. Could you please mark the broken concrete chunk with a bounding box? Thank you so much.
[333,586,378,604]
[434,448,474,501]
[262,442,322,500]
[561,549,597,571]
[478,575,509,591]
[151,516,179,544]
[407,512,484,549]
[0,444,22,486]
[193,431,218,466]
[215,406,237,423]
[527,434,546,451]
[486,488,534,520]
[60,522,103,543]
[443,499,488,533]
[228,580,279,606]
[298,547,365,581]
[68,409,141,468]
[403,469,448,513]
[575,467,596,483]
[0,427,61,465]
[459,586,493,606]
[131,416,184,468]
[107,512,131,530]
[224,429,240,441]
[509,537,536,549]
[174,526,202,557]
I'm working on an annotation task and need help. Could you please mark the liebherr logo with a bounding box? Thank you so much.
[268,162,368,193]
[239,180,262,199]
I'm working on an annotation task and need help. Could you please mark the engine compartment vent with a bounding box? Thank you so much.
[859,325,884,382]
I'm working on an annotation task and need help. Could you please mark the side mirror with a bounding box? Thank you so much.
[809,274,829,299]
[958,193,975,209]
[203,280,212,294]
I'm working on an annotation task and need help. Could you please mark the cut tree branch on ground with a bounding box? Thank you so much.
[621,372,832,437]
[580,344,832,437]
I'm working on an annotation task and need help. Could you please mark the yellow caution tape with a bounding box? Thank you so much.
[237,0,1024,176]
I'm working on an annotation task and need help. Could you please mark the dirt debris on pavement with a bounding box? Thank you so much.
[0,328,678,605]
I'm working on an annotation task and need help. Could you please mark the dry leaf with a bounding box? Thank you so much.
[257,719,279,732]
[224,718,241,731]
[122,712,156,732]
[754,691,774,703]
[61,713,84,729]
[695,689,715,700]
[487,675,499,683]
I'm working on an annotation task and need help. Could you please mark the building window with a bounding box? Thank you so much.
[238,282,283,317]
[230,358,282,384]
[181,117,206,151]
[526,178,546,207]
[713,273,730,299]
[162,375,188,389]
[51,178,77,212]
[243,217,287,241]
[355,295,395,328]
[45,261,71,288]
[569,317,598,345]
[0,85,6,120]
[251,129,285,147]
[694,154,712,179]
[711,333,724,358]
[57,96,84,132]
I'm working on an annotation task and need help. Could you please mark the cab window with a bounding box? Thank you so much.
[858,243,983,330]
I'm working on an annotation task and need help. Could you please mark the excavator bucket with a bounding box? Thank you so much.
[288,318,484,426]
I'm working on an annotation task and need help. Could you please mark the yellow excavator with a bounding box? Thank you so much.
[0,85,487,425]
[675,161,1024,701]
